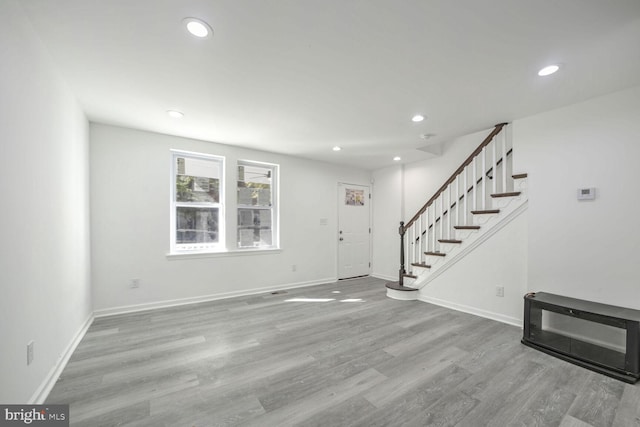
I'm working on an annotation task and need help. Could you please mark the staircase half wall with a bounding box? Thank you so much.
[418,204,528,326]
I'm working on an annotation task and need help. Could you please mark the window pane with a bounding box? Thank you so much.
[238,164,271,206]
[176,176,220,203]
[176,157,220,203]
[176,207,218,244]
[179,156,221,179]
[238,208,272,247]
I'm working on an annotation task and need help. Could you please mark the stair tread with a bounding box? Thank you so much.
[424,251,447,257]
[411,262,431,269]
[512,173,528,179]
[402,273,418,279]
[454,225,480,230]
[386,282,418,292]
[471,209,500,214]
[438,239,462,244]
[491,192,521,198]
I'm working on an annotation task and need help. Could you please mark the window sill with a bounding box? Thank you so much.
[166,247,282,260]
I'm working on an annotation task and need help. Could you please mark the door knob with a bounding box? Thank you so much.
[339,237,343,241]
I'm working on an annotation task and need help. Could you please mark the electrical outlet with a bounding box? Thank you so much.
[130,278,140,289]
[27,341,34,365]
[291,265,297,272]
[496,286,504,297]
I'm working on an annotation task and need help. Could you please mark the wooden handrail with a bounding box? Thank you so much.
[404,123,507,229]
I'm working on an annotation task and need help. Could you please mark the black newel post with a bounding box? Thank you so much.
[399,221,406,286]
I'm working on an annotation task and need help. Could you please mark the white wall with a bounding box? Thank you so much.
[0,1,91,403]
[371,165,403,281]
[514,85,640,309]
[90,124,370,312]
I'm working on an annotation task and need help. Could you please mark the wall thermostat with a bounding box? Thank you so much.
[577,188,596,200]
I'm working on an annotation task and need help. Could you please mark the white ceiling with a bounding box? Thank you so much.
[20,0,640,170]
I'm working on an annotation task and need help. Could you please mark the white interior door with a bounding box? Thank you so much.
[338,183,371,279]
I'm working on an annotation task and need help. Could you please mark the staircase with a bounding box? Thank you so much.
[386,123,528,300]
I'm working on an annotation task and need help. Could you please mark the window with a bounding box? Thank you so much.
[170,151,224,253]
[237,161,278,249]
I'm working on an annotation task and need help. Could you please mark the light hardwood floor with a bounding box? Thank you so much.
[47,277,640,426]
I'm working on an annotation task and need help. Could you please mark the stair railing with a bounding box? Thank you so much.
[398,123,512,286]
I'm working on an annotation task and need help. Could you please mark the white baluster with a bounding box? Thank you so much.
[408,224,412,265]
[416,215,420,262]
[416,223,419,266]
[447,184,452,239]
[502,129,507,193]
[439,193,443,245]
[425,206,430,254]
[421,210,425,255]
[463,166,468,225]
[492,137,497,195]
[431,204,435,252]
[411,225,416,268]
[417,215,421,262]
[408,227,411,271]
[482,146,486,209]
[408,226,412,269]
[455,175,460,228]
[429,204,433,252]
[422,211,427,256]
[441,193,444,242]
[403,228,408,273]
[472,157,477,211]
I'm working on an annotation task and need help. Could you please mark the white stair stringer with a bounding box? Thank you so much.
[409,183,528,290]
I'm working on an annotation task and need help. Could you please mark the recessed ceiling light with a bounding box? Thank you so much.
[167,110,184,119]
[538,64,560,76]
[183,18,213,38]
[411,114,425,122]
[332,146,342,151]
[393,156,401,161]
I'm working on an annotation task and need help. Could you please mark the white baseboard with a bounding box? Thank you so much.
[29,313,94,404]
[93,277,338,318]
[418,295,522,328]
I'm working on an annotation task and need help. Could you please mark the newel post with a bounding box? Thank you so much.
[399,221,406,286]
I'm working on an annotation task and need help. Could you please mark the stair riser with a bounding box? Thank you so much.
[454,229,479,241]
[423,255,445,267]
[472,213,499,226]
[387,288,419,301]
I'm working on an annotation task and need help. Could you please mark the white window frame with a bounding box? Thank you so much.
[170,150,225,254]
[237,160,279,250]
